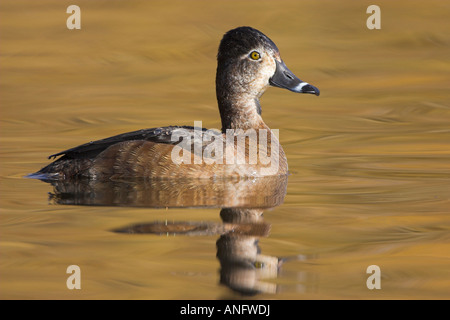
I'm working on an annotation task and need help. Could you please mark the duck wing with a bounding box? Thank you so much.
[48,125,209,160]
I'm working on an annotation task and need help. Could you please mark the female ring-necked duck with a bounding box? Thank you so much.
[31,26,319,180]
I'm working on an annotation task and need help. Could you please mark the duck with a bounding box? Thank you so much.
[30,26,319,181]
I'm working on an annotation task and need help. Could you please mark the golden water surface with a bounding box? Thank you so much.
[1,0,449,299]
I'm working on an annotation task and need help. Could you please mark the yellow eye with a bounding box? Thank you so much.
[250,51,261,60]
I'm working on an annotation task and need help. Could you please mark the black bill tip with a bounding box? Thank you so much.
[298,83,320,96]
[269,60,320,96]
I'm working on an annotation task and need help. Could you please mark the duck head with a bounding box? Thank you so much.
[216,26,319,131]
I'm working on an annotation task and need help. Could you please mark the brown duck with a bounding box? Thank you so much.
[30,26,319,180]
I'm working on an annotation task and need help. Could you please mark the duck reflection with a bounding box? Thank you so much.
[47,175,287,208]
[42,175,290,295]
[217,208,280,295]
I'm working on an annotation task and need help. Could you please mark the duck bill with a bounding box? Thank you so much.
[269,60,320,96]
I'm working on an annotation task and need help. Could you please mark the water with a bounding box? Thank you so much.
[1,0,449,299]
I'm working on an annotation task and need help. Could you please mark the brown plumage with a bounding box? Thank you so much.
[30,26,319,181]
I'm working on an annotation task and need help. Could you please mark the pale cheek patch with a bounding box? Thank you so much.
[259,57,276,82]
[246,56,276,95]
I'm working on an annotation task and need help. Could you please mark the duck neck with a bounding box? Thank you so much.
[216,74,266,133]
[218,96,266,132]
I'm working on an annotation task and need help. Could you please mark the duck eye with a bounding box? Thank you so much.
[249,51,261,60]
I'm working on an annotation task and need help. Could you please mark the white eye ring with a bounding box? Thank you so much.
[249,51,261,60]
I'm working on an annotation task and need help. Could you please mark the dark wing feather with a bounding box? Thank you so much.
[48,126,200,160]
